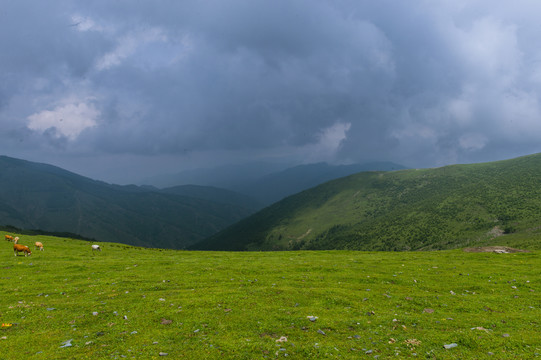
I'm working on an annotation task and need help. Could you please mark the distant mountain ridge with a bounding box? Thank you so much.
[142,162,289,189]
[191,154,541,251]
[0,156,258,249]
[159,184,262,210]
[230,161,407,205]
[145,161,406,205]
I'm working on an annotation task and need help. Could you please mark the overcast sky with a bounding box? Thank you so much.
[2,1,541,184]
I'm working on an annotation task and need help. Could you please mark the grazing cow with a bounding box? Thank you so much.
[5,235,13,242]
[35,242,44,251]
[14,244,31,257]
[91,244,101,252]
[13,237,19,244]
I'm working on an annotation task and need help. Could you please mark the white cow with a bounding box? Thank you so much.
[91,244,101,251]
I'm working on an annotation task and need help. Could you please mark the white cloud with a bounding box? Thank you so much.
[298,121,351,162]
[95,27,168,71]
[27,101,99,140]
[318,121,351,151]
[70,14,101,32]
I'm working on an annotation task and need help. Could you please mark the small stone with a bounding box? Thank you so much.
[502,333,510,337]
[92,312,98,316]
[317,329,326,335]
[471,326,490,332]
[159,352,168,356]
[443,343,458,349]
[423,308,434,313]
[161,319,173,325]
[307,316,318,322]
[60,339,73,348]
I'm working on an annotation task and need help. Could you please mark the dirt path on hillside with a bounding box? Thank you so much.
[297,228,312,240]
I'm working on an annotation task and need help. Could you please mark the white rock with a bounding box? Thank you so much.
[60,339,73,348]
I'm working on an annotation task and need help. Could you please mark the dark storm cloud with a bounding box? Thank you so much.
[1,1,541,182]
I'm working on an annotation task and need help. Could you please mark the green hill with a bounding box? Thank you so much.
[0,156,257,249]
[191,153,541,251]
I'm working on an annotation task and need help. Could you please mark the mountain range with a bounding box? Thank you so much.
[0,156,256,248]
[0,155,404,249]
[191,154,541,251]
[144,161,406,205]
[5,153,540,252]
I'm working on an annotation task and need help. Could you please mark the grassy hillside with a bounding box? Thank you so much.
[0,156,257,249]
[1,232,539,359]
[192,154,541,251]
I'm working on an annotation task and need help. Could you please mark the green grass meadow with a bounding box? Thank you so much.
[1,233,539,359]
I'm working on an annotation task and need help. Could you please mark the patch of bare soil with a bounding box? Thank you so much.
[463,246,529,253]
[487,226,505,238]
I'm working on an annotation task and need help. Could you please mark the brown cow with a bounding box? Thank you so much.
[5,235,13,242]
[14,244,31,257]
[35,242,44,251]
